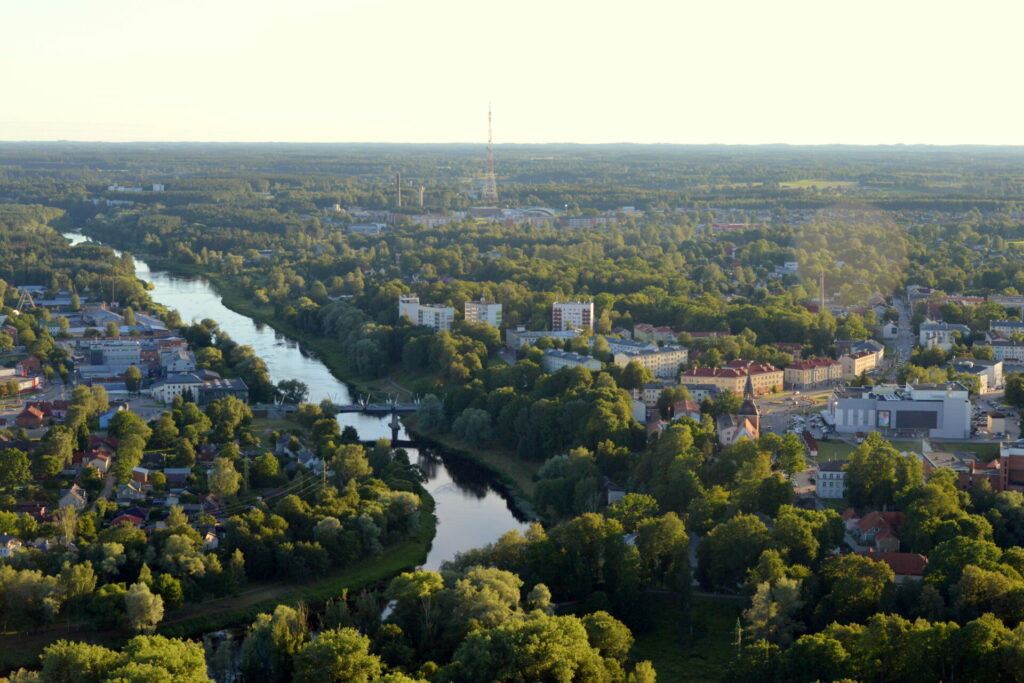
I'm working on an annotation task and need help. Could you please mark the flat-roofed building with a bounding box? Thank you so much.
[613,345,688,379]
[830,383,971,440]
[464,299,502,328]
[541,349,602,373]
[552,301,594,332]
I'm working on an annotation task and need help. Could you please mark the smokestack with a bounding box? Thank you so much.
[396,172,402,209]
[419,185,425,208]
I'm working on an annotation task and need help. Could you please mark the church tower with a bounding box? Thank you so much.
[738,374,760,433]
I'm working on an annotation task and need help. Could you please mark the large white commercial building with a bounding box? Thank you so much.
[552,301,594,332]
[830,383,971,440]
[464,299,502,327]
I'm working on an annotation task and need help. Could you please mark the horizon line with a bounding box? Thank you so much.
[3,140,1024,149]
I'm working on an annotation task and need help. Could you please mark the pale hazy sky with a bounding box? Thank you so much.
[3,0,1023,144]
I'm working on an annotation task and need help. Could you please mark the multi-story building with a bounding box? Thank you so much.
[552,301,594,332]
[948,358,1003,393]
[541,349,602,373]
[830,383,971,440]
[613,345,689,379]
[464,299,502,328]
[817,460,847,499]
[919,321,971,350]
[679,360,783,397]
[840,349,879,380]
[84,341,142,366]
[784,357,843,389]
[505,327,581,350]
[987,340,1024,363]
[398,294,454,331]
[990,320,1024,338]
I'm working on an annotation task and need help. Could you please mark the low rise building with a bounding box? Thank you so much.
[948,358,1003,393]
[816,460,846,499]
[505,327,581,350]
[991,320,1024,338]
[919,321,971,350]
[633,323,678,344]
[613,345,688,379]
[840,349,879,380]
[541,349,602,373]
[680,360,783,397]
[784,357,843,389]
[830,383,971,440]
[987,340,1024,363]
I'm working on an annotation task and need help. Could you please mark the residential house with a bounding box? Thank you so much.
[117,481,146,502]
[860,551,928,583]
[110,513,145,528]
[59,484,87,511]
[0,534,23,558]
[16,406,45,429]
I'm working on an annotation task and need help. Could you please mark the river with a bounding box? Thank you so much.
[64,232,529,570]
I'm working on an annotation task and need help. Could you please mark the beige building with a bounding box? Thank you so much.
[613,345,688,378]
[840,350,879,379]
[679,361,783,397]
[784,357,842,389]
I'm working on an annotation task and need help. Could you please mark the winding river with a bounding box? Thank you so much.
[64,233,529,570]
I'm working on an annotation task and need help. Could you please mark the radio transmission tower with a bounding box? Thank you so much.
[481,104,499,204]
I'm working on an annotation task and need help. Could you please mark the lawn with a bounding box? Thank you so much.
[813,440,856,463]
[934,441,1001,459]
[632,594,743,682]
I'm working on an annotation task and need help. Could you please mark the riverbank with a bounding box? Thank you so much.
[0,499,435,673]
[144,257,539,513]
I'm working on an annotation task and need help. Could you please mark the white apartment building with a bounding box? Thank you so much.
[552,301,594,332]
[988,340,1024,363]
[398,294,455,331]
[464,299,503,327]
[541,349,603,373]
[816,461,847,499]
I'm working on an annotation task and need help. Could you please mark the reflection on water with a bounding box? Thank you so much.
[63,232,530,569]
[416,449,530,570]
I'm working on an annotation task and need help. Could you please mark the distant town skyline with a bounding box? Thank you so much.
[4,0,1023,145]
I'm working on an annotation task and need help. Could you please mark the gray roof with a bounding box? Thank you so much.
[819,460,847,472]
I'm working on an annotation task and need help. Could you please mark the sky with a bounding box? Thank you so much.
[3,0,1023,145]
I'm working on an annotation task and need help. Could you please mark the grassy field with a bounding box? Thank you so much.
[779,179,857,189]
[632,594,743,682]
[813,440,856,463]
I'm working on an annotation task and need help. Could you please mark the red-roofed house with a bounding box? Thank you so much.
[16,406,45,429]
[671,399,702,422]
[861,551,928,582]
[110,513,145,528]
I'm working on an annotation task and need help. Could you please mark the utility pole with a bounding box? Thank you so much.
[242,458,250,494]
